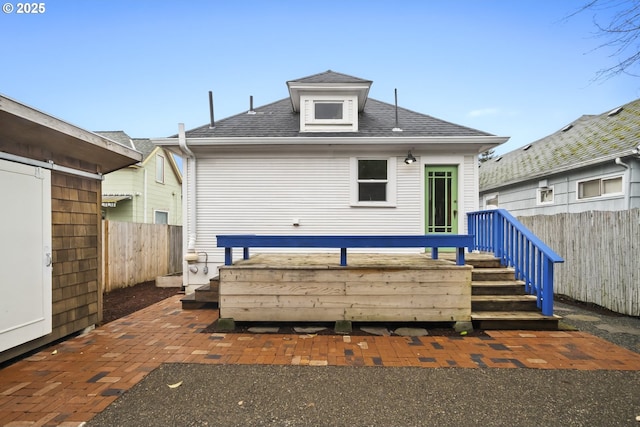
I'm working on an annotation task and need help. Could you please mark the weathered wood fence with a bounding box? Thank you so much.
[518,209,640,316]
[102,220,183,292]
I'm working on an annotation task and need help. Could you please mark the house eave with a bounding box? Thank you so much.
[154,135,508,152]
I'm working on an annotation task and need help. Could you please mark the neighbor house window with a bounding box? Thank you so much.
[156,155,165,183]
[350,157,397,206]
[154,210,168,224]
[577,175,623,200]
[484,193,499,209]
[537,187,554,205]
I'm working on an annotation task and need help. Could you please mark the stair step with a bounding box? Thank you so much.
[180,293,216,310]
[472,268,515,281]
[472,295,538,311]
[472,311,561,330]
[472,281,526,295]
[194,283,219,303]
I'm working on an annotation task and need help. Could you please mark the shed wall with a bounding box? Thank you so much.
[1,171,101,363]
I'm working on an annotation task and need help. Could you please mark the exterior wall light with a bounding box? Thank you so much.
[404,151,416,164]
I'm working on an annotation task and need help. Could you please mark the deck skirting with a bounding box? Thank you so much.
[219,253,472,322]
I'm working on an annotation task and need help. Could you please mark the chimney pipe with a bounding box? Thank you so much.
[208,91,215,128]
[248,95,256,114]
[392,88,402,132]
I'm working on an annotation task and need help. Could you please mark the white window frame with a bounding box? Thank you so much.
[350,157,397,207]
[537,186,554,205]
[484,192,499,209]
[300,95,357,132]
[576,174,624,200]
[156,154,165,184]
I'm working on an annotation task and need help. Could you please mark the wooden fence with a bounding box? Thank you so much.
[102,220,183,293]
[518,209,640,316]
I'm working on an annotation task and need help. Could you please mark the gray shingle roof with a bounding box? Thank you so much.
[287,70,372,85]
[479,98,640,191]
[94,131,134,149]
[131,138,156,159]
[95,131,156,160]
[184,97,492,138]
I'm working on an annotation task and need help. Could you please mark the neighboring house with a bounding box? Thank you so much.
[96,131,182,225]
[154,70,508,291]
[0,95,141,363]
[479,98,640,216]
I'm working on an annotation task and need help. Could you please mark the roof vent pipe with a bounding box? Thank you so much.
[248,95,256,115]
[392,88,402,132]
[208,91,215,128]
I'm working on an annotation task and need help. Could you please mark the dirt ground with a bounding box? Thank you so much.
[102,281,181,324]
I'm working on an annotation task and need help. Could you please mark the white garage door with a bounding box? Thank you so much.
[0,159,52,352]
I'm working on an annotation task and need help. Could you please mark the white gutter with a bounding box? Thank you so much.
[178,123,198,261]
[154,135,509,147]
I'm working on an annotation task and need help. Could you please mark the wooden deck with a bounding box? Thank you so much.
[218,253,472,323]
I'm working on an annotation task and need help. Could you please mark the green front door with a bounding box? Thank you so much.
[425,165,458,234]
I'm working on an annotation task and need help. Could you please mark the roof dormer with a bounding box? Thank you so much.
[287,70,372,133]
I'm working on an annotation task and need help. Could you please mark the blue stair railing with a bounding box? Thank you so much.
[467,209,564,316]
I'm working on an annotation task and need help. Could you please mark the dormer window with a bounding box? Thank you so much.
[315,102,343,120]
[300,95,358,132]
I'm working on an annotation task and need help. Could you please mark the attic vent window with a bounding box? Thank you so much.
[607,106,623,117]
[315,102,343,120]
[561,124,573,132]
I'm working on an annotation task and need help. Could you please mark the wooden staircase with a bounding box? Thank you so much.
[467,255,560,330]
[181,277,219,310]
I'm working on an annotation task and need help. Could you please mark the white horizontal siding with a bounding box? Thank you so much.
[193,153,423,263]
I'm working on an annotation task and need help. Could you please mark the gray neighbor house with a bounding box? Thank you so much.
[479,98,640,215]
[479,98,640,317]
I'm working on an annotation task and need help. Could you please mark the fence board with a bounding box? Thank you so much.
[102,221,183,292]
[519,209,640,316]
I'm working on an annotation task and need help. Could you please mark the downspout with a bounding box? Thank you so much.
[143,168,148,223]
[179,123,198,262]
[615,157,631,210]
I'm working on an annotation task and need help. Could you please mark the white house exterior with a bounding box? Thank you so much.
[154,71,508,292]
[479,98,640,216]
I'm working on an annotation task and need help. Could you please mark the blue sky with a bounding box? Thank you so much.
[1,0,638,154]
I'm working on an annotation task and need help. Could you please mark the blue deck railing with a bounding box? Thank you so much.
[467,209,564,316]
[216,234,475,267]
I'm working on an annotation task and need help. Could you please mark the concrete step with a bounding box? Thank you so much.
[472,267,515,282]
[472,295,538,312]
[472,311,561,330]
[472,280,526,296]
